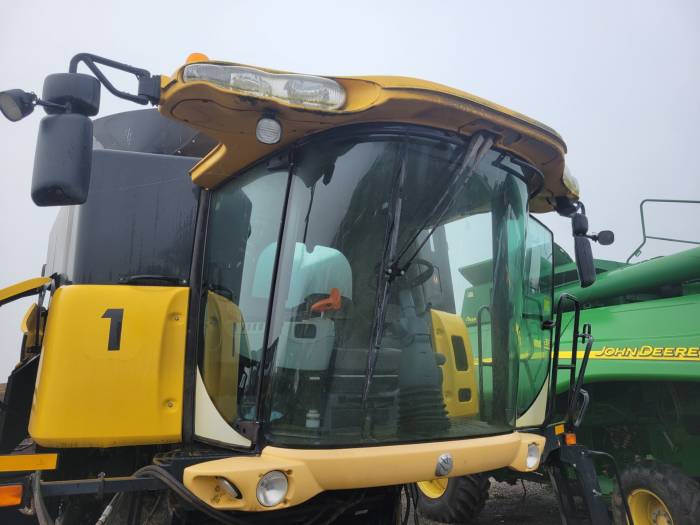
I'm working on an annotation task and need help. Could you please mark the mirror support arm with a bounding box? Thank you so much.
[68,53,160,105]
[554,198,614,288]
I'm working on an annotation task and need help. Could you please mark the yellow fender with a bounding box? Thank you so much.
[0,277,51,307]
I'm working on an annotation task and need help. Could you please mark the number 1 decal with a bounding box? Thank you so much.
[102,309,124,351]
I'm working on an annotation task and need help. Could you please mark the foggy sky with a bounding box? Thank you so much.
[1,0,699,381]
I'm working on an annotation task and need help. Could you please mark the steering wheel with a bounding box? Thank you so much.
[400,258,435,288]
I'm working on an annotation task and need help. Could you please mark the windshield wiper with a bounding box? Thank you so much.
[361,141,407,404]
[390,131,495,280]
[361,131,494,403]
[119,274,188,286]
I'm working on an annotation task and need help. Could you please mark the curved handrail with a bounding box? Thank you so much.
[626,198,700,263]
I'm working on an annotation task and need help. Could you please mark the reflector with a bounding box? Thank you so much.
[0,484,22,507]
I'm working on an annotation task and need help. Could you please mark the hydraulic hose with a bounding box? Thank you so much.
[33,466,249,525]
[32,471,55,525]
[95,493,120,525]
[134,465,249,525]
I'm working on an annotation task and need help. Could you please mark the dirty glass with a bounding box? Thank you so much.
[199,126,541,446]
[516,217,553,416]
[200,162,288,424]
[263,131,531,446]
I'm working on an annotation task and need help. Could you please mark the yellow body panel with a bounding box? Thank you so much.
[202,292,243,423]
[0,453,57,473]
[157,61,571,212]
[183,432,545,511]
[0,277,50,307]
[430,310,479,418]
[20,303,42,350]
[29,285,188,447]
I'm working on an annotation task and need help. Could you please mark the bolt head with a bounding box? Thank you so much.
[435,453,453,477]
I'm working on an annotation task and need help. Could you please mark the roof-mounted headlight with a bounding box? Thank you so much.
[183,64,346,111]
[562,165,580,198]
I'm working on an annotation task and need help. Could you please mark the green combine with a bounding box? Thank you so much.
[554,199,700,525]
[417,199,700,525]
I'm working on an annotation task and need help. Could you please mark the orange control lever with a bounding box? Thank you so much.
[310,288,342,313]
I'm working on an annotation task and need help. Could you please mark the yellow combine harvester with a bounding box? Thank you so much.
[0,53,623,524]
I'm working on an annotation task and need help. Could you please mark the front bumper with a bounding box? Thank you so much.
[184,431,545,511]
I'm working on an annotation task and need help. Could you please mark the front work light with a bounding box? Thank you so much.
[256,470,288,507]
[0,88,68,123]
[526,443,541,469]
[183,64,346,111]
[0,89,37,122]
[216,477,241,499]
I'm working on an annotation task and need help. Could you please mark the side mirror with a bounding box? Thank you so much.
[3,54,164,207]
[574,235,596,288]
[595,230,614,246]
[571,213,596,288]
[31,114,93,206]
[30,73,100,207]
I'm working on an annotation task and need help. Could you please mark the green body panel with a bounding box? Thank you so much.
[553,249,700,478]
[556,293,700,389]
[557,245,700,306]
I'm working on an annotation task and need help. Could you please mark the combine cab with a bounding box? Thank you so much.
[0,53,620,524]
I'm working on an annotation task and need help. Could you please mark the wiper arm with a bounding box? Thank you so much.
[361,132,494,404]
[390,131,495,279]
[119,274,188,285]
[362,140,407,402]
[361,141,407,404]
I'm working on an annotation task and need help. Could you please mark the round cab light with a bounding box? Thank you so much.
[526,443,541,469]
[256,470,288,507]
[256,117,282,145]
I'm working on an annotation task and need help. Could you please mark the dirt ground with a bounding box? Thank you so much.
[472,480,561,525]
[412,479,562,525]
[0,480,561,524]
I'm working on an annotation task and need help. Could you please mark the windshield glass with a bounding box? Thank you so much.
[200,126,542,447]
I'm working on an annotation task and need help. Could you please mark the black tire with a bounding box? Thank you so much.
[612,460,700,525]
[416,474,489,524]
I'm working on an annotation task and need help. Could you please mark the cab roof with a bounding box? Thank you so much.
[158,60,576,212]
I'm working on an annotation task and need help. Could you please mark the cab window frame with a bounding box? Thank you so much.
[514,214,555,420]
[192,123,543,450]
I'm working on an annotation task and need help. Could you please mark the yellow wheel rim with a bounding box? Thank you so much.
[416,478,448,499]
[628,488,673,525]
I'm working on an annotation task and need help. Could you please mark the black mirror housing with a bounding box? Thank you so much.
[571,213,589,236]
[31,114,93,206]
[42,73,100,116]
[597,230,615,246]
[574,235,596,288]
